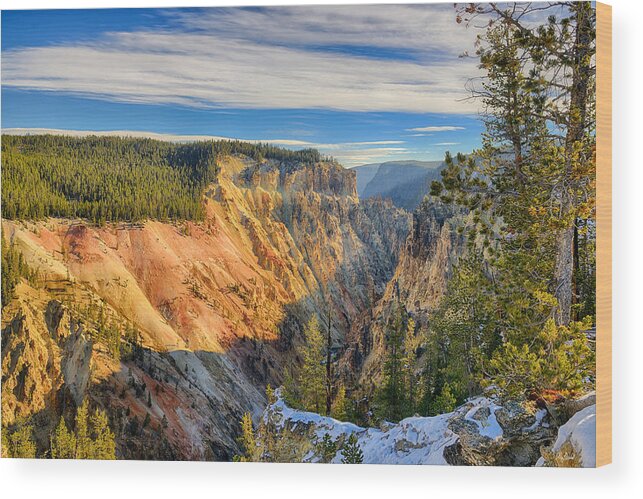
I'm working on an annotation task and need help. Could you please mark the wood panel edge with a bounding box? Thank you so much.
[595,0,612,468]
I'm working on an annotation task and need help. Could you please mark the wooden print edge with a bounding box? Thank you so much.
[596,1,612,467]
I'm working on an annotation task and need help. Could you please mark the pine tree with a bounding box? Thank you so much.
[75,400,91,459]
[4,424,37,458]
[378,303,407,422]
[234,412,256,462]
[402,316,421,415]
[317,433,338,463]
[341,434,363,464]
[298,316,326,413]
[90,409,116,460]
[331,384,348,421]
[445,3,596,327]
[432,383,457,415]
[51,417,76,459]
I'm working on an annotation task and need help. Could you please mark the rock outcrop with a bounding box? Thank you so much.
[343,199,464,384]
[255,390,558,466]
[536,403,596,467]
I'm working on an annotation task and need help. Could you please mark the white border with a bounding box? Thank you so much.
[0,1,641,497]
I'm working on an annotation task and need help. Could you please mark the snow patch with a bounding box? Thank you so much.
[267,392,457,464]
[536,404,596,467]
[462,397,504,439]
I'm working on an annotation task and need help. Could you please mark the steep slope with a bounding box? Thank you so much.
[342,199,464,386]
[351,163,381,197]
[360,160,444,211]
[1,152,410,460]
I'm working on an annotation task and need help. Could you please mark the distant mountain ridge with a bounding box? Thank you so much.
[352,160,444,211]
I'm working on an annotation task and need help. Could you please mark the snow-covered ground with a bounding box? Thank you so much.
[536,404,596,467]
[266,393,508,465]
[264,390,596,466]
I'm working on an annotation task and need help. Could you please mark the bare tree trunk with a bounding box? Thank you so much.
[554,3,594,326]
[554,221,575,326]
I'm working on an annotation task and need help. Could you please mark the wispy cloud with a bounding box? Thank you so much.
[433,142,460,146]
[407,126,466,132]
[1,5,480,114]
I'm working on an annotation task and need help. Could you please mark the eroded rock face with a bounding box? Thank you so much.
[343,199,463,384]
[1,154,410,459]
[1,290,66,428]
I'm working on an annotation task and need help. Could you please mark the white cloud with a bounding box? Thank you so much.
[1,5,481,114]
[433,142,460,146]
[407,126,466,132]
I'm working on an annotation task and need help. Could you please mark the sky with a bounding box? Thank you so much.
[1,5,485,167]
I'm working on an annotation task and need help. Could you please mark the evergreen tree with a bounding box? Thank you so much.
[4,424,37,458]
[377,304,407,422]
[331,384,348,421]
[402,316,421,415]
[51,417,76,459]
[317,433,338,463]
[341,434,363,464]
[431,383,457,415]
[75,400,91,459]
[90,409,116,460]
[442,2,596,328]
[234,412,256,462]
[298,316,326,413]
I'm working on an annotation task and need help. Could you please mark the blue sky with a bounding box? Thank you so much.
[1,5,484,166]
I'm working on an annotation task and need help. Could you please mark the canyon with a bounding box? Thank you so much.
[2,152,425,459]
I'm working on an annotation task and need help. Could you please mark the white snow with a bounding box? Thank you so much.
[462,397,504,439]
[536,404,596,467]
[267,391,460,464]
[523,408,548,432]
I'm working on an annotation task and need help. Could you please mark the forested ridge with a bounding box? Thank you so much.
[1,135,324,224]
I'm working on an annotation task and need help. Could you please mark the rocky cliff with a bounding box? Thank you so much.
[342,198,464,385]
[1,153,410,459]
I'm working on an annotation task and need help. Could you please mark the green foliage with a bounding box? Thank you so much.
[265,384,276,405]
[51,417,77,459]
[75,400,92,459]
[488,318,595,399]
[420,3,597,404]
[297,316,326,413]
[376,304,407,421]
[420,255,501,414]
[375,304,421,422]
[331,384,348,421]
[234,412,257,462]
[2,423,37,458]
[341,434,363,464]
[65,400,116,459]
[89,409,116,460]
[317,433,338,463]
[1,231,38,308]
[2,135,326,225]
[431,383,457,415]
